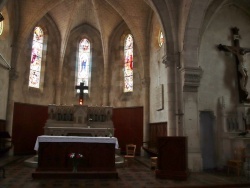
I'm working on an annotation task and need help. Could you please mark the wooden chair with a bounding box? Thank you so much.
[150,157,158,169]
[124,144,136,166]
[227,147,245,176]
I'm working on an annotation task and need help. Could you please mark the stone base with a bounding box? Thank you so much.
[32,171,118,179]
[188,152,202,172]
[155,169,189,180]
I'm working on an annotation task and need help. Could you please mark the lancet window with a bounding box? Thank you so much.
[124,34,133,92]
[158,30,164,47]
[0,19,3,35]
[28,26,44,88]
[77,38,91,93]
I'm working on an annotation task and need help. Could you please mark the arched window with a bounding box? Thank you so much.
[0,20,3,36]
[124,34,133,92]
[158,30,164,47]
[77,38,91,93]
[28,26,44,88]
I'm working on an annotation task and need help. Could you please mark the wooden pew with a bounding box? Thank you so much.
[142,122,167,157]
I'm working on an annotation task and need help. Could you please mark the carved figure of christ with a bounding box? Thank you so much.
[75,82,88,105]
[218,27,250,103]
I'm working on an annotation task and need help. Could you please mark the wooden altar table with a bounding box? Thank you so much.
[32,135,119,179]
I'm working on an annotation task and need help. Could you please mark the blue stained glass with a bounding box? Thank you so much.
[77,38,90,93]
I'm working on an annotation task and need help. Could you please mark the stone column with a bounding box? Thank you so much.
[142,76,150,150]
[102,85,109,106]
[5,41,20,136]
[6,68,18,135]
[162,54,177,136]
[55,82,63,105]
[180,66,203,172]
[0,0,7,11]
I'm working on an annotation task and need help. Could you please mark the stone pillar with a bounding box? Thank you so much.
[55,82,63,105]
[180,66,203,172]
[102,85,109,106]
[0,0,7,11]
[6,68,19,135]
[162,54,177,136]
[5,40,20,147]
[141,76,150,150]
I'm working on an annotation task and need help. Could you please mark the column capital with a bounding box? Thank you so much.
[180,66,203,92]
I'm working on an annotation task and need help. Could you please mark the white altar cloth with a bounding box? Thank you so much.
[34,135,119,151]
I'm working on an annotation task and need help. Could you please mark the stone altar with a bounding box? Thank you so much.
[44,104,114,137]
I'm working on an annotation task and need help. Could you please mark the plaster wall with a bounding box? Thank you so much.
[199,5,250,113]
[109,23,144,108]
[0,68,9,119]
[0,7,12,119]
[149,14,168,123]
[12,17,59,105]
[199,4,250,167]
[61,24,104,106]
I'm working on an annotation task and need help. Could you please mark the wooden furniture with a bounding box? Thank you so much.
[227,160,243,176]
[32,136,119,179]
[150,157,158,169]
[227,147,245,176]
[155,137,188,180]
[0,131,12,156]
[112,107,143,155]
[12,102,48,155]
[124,144,136,166]
[142,122,167,157]
[0,120,6,132]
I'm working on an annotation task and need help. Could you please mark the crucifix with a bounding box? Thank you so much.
[218,27,250,103]
[75,82,88,105]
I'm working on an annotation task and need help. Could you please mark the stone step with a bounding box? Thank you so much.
[115,154,125,167]
[24,154,125,168]
[24,155,38,168]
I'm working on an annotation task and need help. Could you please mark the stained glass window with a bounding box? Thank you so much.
[77,38,91,93]
[158,30,164,47]
[0,21,3,35]
[29,27,44,88]
[124,34,133,92]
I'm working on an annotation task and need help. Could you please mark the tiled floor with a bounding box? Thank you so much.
[0,155,250,188]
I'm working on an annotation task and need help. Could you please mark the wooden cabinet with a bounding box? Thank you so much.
[155,136,189,180]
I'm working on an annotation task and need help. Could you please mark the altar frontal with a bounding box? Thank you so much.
[32,135,119,179]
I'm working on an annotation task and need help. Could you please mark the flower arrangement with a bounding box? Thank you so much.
[107,128,113,137]
[68,153,84,172]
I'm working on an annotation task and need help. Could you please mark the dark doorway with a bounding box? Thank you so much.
[200,111,216,170]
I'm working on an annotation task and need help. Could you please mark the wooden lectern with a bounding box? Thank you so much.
[155,136,189,180]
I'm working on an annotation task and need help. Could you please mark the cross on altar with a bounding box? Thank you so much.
[218,27,250,103]
[75,82,88,105]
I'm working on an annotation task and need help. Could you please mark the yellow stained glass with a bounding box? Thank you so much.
[0,21,3,35]
[158,31,164,47]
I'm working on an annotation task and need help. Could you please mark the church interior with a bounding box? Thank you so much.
[2,0,250,187]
